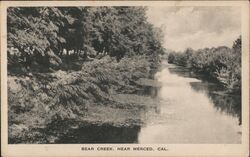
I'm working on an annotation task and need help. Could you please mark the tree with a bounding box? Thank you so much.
[232,35,241,54]
[7,6,165,69]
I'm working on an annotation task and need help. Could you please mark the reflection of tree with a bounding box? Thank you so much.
[168,66,220,83]
[56,123,141,143]
[168,65,241,126]
[209,93,241,125]
[190,82,241,125]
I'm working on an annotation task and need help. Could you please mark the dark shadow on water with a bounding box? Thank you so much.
[56,123,141,144]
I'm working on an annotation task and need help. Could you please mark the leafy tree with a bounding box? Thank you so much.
[7,7,165,70]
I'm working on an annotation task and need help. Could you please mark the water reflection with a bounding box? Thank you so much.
[138,62,241,144]
[57,123,141,143]
[190,82,241,124]
[167,64,241,124]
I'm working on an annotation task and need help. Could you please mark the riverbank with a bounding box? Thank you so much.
[8,55,160,143]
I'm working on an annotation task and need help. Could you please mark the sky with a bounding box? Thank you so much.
[146,6,241,52]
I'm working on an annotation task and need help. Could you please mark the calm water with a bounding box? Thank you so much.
[138,61,241,144]
[59,61,241,144]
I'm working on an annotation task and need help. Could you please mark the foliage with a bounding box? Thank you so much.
[7,7,164,71]
[6,5,163,144]
[8,6,164,143]
[167,36,241,93]
[8,56,158,143]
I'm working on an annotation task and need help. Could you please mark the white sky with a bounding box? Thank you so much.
[146,6,241,52]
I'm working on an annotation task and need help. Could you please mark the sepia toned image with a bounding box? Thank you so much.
[1,1,249,157]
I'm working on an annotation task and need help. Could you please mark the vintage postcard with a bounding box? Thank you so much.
[1,1,249,157]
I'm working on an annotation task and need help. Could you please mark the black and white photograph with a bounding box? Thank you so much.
[1,1,249,157]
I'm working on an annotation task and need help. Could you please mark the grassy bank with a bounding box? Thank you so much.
[8,55,160,143]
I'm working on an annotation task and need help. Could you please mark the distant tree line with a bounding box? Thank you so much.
[7,7,164,71]
[168,36,241,93]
